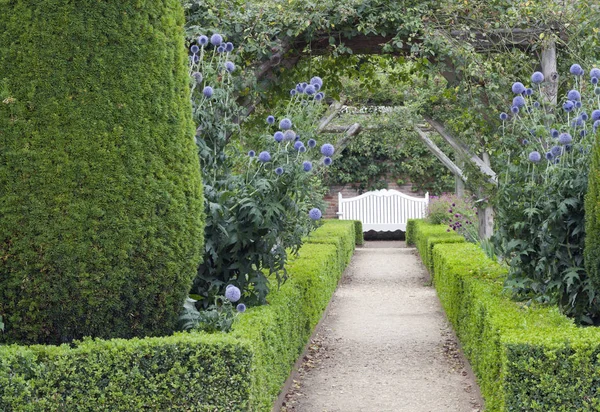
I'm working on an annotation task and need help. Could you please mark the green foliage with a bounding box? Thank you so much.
[0,0,204,344]
[407,219,465,274]
[492,71,599,324]
[0,220,356,411]
[179,296,240,333]
[427,193,476,225]
[413,221,600,411]
[586,145,600,293]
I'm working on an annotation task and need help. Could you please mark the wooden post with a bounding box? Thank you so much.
[477,153,494,240]
[541,39,558,105]
[455,161,465,197]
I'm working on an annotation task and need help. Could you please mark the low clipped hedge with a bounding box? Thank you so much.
[0,220,357,411]
[411,219,600,411]
[406,219,464,274]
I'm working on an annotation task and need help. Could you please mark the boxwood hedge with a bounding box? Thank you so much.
[0,220,357,411]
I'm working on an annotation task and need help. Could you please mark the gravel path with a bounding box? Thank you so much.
[279,241,483,412]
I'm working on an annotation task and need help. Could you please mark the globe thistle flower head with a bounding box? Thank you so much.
[236,303,246,313]
[217,46,226,53]
[283,130,296,141]
[305,84,316,95]
[315,92,325,101]
[225,42,234,52]
[258,151,271,162]
[203,86,214,98]
[321,143,335,157]
[528,151,541,163]
[303,161,313,172]
[545,151,554,160]
[290,89,297,96]
[309,208,322,220]
[248,150,255,158]
[566,144,573,152]
[580,130,587,137]
[563,100,574,112]
[274,131,284,142]
[192,54,200,63]
[551,145,563,157]
[295,134,300,141]
[275,167,284,176]
[191,45,200,54]
[594,120,600,131]
[210,33,223,46]
[533,101,540,108]
[225,285,241,302]
[279,118,292,130]
[313,83,321,91]
[299,146,306,153]
[323,156,333,166]
[499,112,508,121]
[267,115,275,125]
[512,82,526,94]
[512,96,526,108]
[558,133,573,145]
[192,72,203,84]
[225,61,235,73]
[593,110,600,122]
[581,112,589,121]
[575,101,582,109]
[522,139,528,145]
[511,106,519,114]
[310,76,323,87]
[294,141,304,151]
[551,129,559,138]
[296,83,306,93]
[593,77,599,85]
[570,64,583,75]
[531,72,544,84]
[308,138,317,148]
[525,88,533,96]
[198,35,209,45]
[567,90,581,101]
[591,68,600,79]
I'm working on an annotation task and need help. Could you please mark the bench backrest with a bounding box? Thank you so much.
[337,189,429,232]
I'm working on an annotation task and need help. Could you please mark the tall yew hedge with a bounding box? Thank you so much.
[0,0,204,344]
[586,143,600,289]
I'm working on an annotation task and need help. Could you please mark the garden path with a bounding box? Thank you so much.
[279,241,483,412]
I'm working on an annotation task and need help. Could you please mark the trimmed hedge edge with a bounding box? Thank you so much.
[413,219,600,412]
[0,220,357,412]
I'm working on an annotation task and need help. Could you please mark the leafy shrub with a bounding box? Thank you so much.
[426,192,477,225]
[0,0,204,344]
[406,219,465,274]
[493,67,600,323]
[0,220,356,412]
[586,119,600,294]
[188,34,333,307]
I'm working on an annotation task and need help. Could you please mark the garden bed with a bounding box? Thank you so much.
[408,219,600,411]
[0,220,357,412]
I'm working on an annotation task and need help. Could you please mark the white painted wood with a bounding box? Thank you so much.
[337,189,429,232]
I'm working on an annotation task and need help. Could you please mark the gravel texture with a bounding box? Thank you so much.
[279,241,483,412]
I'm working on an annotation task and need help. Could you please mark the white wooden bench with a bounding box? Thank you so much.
[336,189,429,232]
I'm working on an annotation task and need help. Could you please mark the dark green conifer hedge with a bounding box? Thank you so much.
[0,0,204,344]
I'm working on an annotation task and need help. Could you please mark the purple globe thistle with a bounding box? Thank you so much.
[258,151,271,162]
[531,72,544,84]
[296,83,306,93]
[528,151,542,163]
[566,144,573,152]
[567,90,581,101]
[591,68,600,79]
[593,78,600,85]
[274,131,284,142]
[225,42,234,52]
[570,64,583,75]
[198,35,209,46]
[581,112,589,121]
[525,88,533,96]
[192,54,200,63]
[191,45,200,54]
[192,72,203,84]
[283,130,296,141]
[551,129,559,138]
[575,101,582,109]
[307,139,317,148]
[203,86,214,98]
[313,83,321,91]
[290,89,297,96]
[310,76,323,87]
[545,152,554,160]
[308,208,322,220]
[225,285,241,302]
[321,143,334,157]
[224,61,235,73]
[558,133,573,145]
[580,130,587,137]
[551,145,563,157]
[499,112,508,121]
[323,156,333,166]
[294,141,304,151]
[511,106,519,114]
[267,115,275,125]
[533,101,540,108]
[295,134,300,141]
[563,100,575,112]
[592,110,600,122]
[279,118,292,130]
[512,82,526,94]
[512,96,526,108]
[210,33,223,46]
[303,161,313,172]
[522,139,529,145]
[315,92,325,101]
[595,120,600,132]
[236,303,246,313]
[304,84,316,95]
[248,150,255,157]
[299,146,306,153]
[275,167,284,176]
[217,46,226,53]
